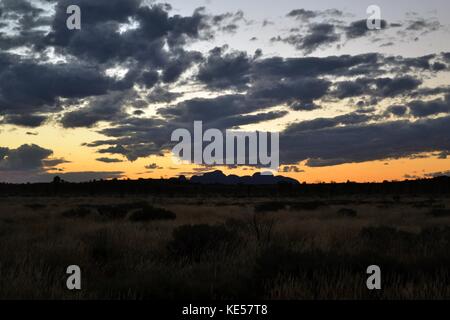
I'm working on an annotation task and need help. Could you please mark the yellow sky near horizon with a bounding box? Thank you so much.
[1,121,450,183]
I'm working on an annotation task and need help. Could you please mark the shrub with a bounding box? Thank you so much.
[337,208,357,217]
[96,205,128,220]
[167,224,238,261]
[62,207,91,218]
[128,206,176,222]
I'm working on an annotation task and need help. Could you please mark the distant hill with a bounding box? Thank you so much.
[189,170,300,185]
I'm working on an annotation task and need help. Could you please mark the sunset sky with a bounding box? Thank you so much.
[1,0,450,183]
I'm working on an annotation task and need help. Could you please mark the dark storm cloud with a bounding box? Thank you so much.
[82,50,446,163]
[386,54,437,72]
[386,105,408,117]
[281,165,303,173]
[281,9,393,54]
[60,90,137,128]
[408,95,450,117]
[145,163,163,170]
[0,0,43,16]
[0,144,52,171]
[425,171,450,178]
[286,9,318,21]
[46,1,210,68]
[289,101,321,111]
[147,87,182,104]
[42,158,70,167]
[374,76,422,97]
[209,111,288,130]
[158,94,272,126]
[250,77,331,103]
[96,157,124,163]
[161,50,203,83]
[0,0,47,34]
[197,46,252,90]
[286,8,343,21]
[345,19,388,39]
[283,113,374,133]
[0,54,114,123]
[406,18,440,32]
[2,114,47,127]
[280,116,450,167]
[273,23,340,54]
[332,76,422,99]
[252,53,381,79]
[334,80,368,99]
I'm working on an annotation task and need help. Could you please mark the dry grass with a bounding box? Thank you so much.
[0,195,450,299]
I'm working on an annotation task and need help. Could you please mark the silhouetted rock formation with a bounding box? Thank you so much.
[189,170,300,185]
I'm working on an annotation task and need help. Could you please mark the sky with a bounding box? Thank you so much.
[1,0,450,183]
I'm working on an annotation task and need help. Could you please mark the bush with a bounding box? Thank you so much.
[96,205,128,220]
[62,207,91,218]
[128,206,176,222]
[168,224,238,261]
[337,208,357,217]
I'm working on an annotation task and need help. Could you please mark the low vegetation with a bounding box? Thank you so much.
[0,195,449,299]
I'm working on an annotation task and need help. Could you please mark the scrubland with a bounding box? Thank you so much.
[0,195,449,299]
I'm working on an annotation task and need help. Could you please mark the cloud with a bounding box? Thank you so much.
[424,171,450,178]
[2,2,450,174]
[406,18,440,32]
[145,163,163,170]
[60,90,136,128]
[280,115,450,167]
[83,51,448,163]
[197,46,252,90]
[0,144,52,171]
[42,158,70,167]
[286,8,343,21]
[0,143,123,183]
[2,114,47,127]
[0,54,114,124]
[273,23,340,54]
[386,105,408,117]
[408,95,450,117]
[333,76,422,99]
[96,157,124,163]
[147,86,182,103]
[345,19,388,39]
[286,9,318,21]
[281,165,304,173]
